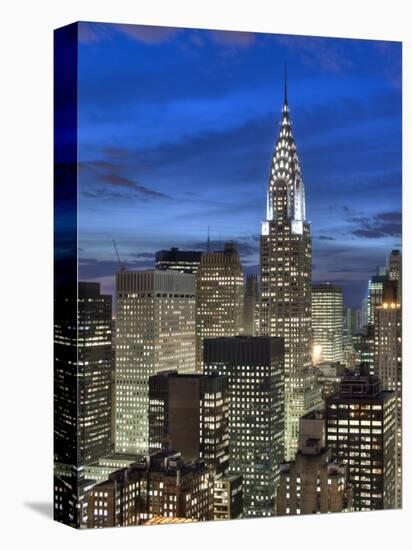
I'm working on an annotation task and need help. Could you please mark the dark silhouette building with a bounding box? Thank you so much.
[155,247,203,274]
[243,274,258,336]
[54,282,113,528]
[149,371,229,478]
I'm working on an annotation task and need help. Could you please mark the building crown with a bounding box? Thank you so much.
[265,64,306,234]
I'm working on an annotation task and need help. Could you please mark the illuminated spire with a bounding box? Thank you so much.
[266,65,306,231]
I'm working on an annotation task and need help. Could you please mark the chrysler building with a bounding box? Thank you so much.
[260,70,322,460]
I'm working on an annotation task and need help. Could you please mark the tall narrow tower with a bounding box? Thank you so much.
[260,69,322,460]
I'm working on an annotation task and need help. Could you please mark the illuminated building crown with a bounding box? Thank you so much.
[267,65,306,234]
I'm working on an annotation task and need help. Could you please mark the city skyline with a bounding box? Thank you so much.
[76,23,402,308]
[54,21,402,528]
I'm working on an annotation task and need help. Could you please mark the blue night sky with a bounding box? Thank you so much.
[76,22,402,308]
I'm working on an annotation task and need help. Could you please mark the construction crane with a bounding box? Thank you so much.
[112,239,126,272]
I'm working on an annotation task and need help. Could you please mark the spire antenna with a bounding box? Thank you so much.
[284,61,288,106]
[207,226,211,253]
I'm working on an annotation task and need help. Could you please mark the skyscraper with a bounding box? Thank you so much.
[148,370,243,519]
[204,336,284,517]
[155,247,203,274]
[243,273,258,336]
[387,249,402,302]
[353,324,375,374]
[259,74,322,460]
[148,371,230,479]
[54,282,113,467]
[374,301,402,508]
[312,283,344,364]
[276,410,352,516]
[115,270,196,455]
[195,242,244,371]
[367,274,387,325]
[325,365,396,511]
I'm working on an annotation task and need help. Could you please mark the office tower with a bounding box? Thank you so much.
[195,242,244,371]
[276,411,352,515]
[325,365,396,511]
[204,336,284,517]
[353,324,375,374]
[77,283,113,463]
[375,301,402,508]
[361,295,369,329]
[155,247,203,274]
[367,274,387,324]
[148,370,243,519]
[312,284,344,364]
[148,371,230,478]
[243,274,258,335]
[259,77,322,460]
[315,361,347,400]
[387,249,402,301]
[54,287,79,469]
[115,270,196,455]
[54,282,113,467]
[87,451,213,527]
[355,308,363,333]
[343,307,357,338]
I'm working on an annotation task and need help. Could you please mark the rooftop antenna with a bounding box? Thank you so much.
[207,226,211,253]
[284,61,288,106]
[112,239,126,272]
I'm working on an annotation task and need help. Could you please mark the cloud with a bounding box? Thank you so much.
[79,160,172,199]
[103,146,130,157]
[317,235,335,240]
[130,252,155,259]
[78,22,103,44]
[209,30,256,47]
[78,22,181,45]
[98,173,170,198]
[116,24,181,44]
[82,189,128,201]
[271,35,353,73]
[188,239,259,257]
[350,211,401,239]
[79,256,154,279]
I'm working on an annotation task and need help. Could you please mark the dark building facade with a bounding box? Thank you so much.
[353,324,375,375]
[214,474,243,520]
[155,247,203,274]
[87,451,213,527]
[243,273,258,336]
[204,336,284,517]
[54,282,113,528]
[54,282,113,467]
[54,475,95,528]
[77,283,113,463]
[325,365,396,511]
[149,371,230,479]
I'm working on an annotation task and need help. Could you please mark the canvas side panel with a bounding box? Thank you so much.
[53,23,80,529]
